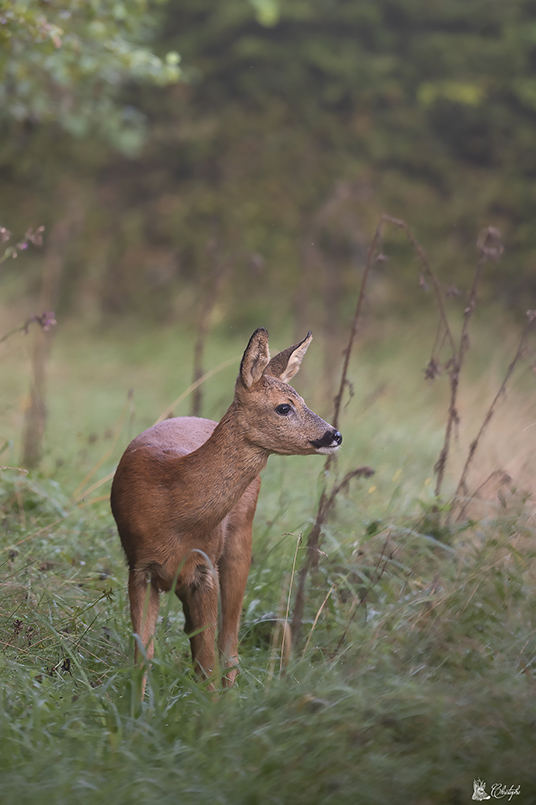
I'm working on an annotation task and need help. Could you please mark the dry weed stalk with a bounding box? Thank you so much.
[22,208,83,468]
[450,310,536,523]
[0,312,56,347]
[73,355,241,507]
[370,223,534,521]
[432,227,503,499]
[72,390,135,502]
[291,216,390,646]
[301,583,336,657]
[291,214,444,645]
[365,222,523,518]
[280,532,301,676]
[289,216,525,647]
[429,227,536,523]
[265,535,301,693]
[191,236,233,417]
[333,534,394,657]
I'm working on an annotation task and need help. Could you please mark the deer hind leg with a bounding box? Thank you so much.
[128,569,160,697]
[177,563,219,682]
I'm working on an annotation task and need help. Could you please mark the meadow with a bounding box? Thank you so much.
[1,308,536,804]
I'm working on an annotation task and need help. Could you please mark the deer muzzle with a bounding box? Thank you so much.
[309,428,343,454]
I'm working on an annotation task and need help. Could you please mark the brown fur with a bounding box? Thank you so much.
[110,329,342,694]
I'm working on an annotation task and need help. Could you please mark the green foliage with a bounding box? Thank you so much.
[0,0,180,153]
[249,0,279,26]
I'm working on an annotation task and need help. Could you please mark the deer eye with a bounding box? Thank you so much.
[275,403,292,416]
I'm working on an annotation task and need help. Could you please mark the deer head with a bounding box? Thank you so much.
[233,328,342,456]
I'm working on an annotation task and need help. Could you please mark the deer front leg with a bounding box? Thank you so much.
[177,566,219,681]
[217,530,253,687]
[128,569,160,698]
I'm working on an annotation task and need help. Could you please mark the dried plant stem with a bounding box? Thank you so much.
[265,581,293,696]
[290,465,374,647]
[337,213,461,501]
[72,356,240,507]
[22,209,81,468]
[155,356,239,424]
[289,487,328,648]
[73,391,134,501]
[450,315,536,522]
[434,252,486,498]
[378,215,457,358]
[0,314,53,346]
[331,212,456,430]
[191,242,232,417]
[0,515,66,554]
[333,535,392,657]
[376,215,480,501]
[332,216,385,429]
[290,217,383,646]
[436,227,506,501]
[434,377,458,500]
[279,533,301,675]
[292,213,447,646]
[76,493,110,507]
[302,583,336,658]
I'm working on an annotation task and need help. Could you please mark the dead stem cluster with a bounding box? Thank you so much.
[290,215,536,648]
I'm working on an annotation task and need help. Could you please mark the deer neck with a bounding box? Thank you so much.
[178,402,268,529]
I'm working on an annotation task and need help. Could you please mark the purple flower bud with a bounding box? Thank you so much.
[40,312,57,331]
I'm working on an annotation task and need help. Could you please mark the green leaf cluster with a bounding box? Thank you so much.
[0,0,180,153]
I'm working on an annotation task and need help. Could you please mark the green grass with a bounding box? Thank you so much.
[1,317,536,803]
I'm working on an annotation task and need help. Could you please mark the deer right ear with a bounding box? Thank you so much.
[265,331,312,383]
[239,328,271,389]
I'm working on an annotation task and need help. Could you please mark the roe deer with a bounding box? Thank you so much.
[111,328,342,694]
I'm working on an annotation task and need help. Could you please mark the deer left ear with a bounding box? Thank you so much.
[265,331,313,383]
[239,328,271,389]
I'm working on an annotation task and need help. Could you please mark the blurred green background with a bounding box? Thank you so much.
[1,0,535,495]
[3,0,536,333]
[3,0,536,468]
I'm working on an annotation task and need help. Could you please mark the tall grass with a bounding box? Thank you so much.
[1,481,535,802]
[1,308,536,802]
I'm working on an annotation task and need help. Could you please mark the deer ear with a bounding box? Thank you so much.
[239,328,271,389]
[265,331,312,383]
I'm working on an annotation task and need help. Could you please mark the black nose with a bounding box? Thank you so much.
[310,429,343,450]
